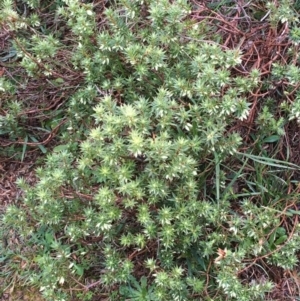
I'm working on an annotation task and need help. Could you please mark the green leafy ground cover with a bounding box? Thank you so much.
[1,0,300,300]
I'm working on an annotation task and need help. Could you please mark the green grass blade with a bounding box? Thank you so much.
[29,135,47,154]
[222,157,248,197]
[21,135,28,162]
[236,152,300,170]
[214,152,220,202]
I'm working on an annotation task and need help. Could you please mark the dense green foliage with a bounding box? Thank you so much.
[1,1,300,300]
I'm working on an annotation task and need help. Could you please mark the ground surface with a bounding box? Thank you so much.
[1,1,300,300]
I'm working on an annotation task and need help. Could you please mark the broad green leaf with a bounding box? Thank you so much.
[263,135,280,143]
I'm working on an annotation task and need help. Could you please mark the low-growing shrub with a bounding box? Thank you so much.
[1,1,300,301]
